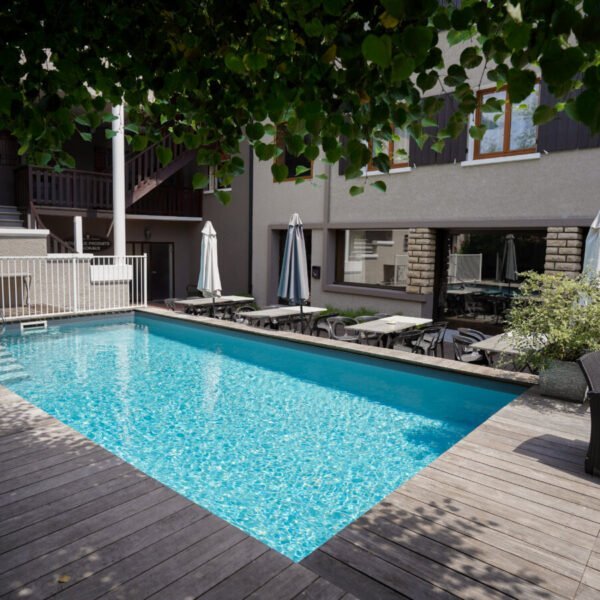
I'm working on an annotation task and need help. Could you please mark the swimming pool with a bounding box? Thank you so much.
[1,313,524,561]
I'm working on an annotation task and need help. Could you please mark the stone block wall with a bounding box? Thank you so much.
[406,228,436,295]
[544,226,584,277]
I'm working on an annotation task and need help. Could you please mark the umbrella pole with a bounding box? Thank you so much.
[212,296,215,318]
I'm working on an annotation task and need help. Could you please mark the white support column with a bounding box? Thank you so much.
[73,216,83,254]
[112,104,126,257]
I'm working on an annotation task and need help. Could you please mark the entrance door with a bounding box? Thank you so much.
[127,242,174,301]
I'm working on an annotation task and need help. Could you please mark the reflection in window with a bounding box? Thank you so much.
[475,84,539,159]
[335,229,410,288]
[443,230,546,328]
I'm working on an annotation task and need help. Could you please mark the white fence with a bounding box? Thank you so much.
[0,255,147,322]
[448,253,483,284]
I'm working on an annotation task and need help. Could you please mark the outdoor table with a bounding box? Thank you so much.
[175,295,254,317]
[345,315,432,347]
[470,333,546,371]
[238,306,326,332]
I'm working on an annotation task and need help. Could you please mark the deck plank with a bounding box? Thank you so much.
[2,360,599,600]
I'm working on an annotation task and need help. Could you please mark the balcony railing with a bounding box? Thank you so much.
[16,166,112,210]
[15,166,203,217]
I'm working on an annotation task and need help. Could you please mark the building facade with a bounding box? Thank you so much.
[250,74,600,328]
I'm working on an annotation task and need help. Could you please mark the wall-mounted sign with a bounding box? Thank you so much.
[83,235,112,253]
[67,235,112,254]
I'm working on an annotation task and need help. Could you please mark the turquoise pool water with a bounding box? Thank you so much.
[1,314,523,561]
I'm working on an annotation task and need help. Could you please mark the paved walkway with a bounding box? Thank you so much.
[1,373,598,598]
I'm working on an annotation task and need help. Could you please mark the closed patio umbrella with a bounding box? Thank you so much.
[278,213,310,321]
[197,220,222,315]
[500,234,518,285]
[584,210,600,275]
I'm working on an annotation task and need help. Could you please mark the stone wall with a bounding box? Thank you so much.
[544,226,584,277]
[406,228,436,295]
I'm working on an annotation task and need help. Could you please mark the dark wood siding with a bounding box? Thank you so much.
[409,94,468,166]
[538,83,600,152]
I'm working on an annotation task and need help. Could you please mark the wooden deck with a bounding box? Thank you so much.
[1,383,599,599]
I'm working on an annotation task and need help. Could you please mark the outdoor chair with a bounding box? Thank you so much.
[327,316,359,343]
[164,298,179,311]
[577,351,600,476]
[392,328,422,352]
[453,334,488,365]
[311,313,338,338]
[457,327,487,342]
[231,304,257,325]
[411,323,448,357]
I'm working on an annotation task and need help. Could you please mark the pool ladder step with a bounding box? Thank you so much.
[0,347,29,386]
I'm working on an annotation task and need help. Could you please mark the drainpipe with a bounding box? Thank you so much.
[112,104,126,257]
[248,147,254,294]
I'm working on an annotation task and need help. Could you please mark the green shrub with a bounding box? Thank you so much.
[506,271,600,371]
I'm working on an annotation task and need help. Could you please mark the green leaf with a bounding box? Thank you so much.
[263,123,277,136]
[361,34,392,68]
[469,125,486,140]
[224,53,245,73]
[323,0,344,16]
[74,115,90,127]
[304,18,323,37]
[246,122,265,141]
[215,190,231,205]
[540,46,585,88]
[444,64,467,87]
[575,89,600,134]
[504,21,531,50]
[533,105,557,126]
[124,123,140,134]
[79,131,92,142]
[131,135,148,151]
[506,69,536,103]
[156,145,173,166]
[391,55,415,82]
[431,139,445,154]
[304,144,319,161]
[244,52,268,71]
[295,165,310,176]
[381,0,405,19]
[380,11,399,29]
[271,163,289,181]
[349,185,364,196]
[459,47,482,69]
[447,28,473,46]
[370,180,387,192]
[402,26,434,63]
[192,171,210,190]
[315,173,328,180]
[105,129,117,140]
[254,142,277,161]
[416,71,438,92]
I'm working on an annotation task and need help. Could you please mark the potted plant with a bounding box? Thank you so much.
[506,271,600,402]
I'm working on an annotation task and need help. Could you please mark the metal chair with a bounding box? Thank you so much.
[327,317,359,343]
[457,327,487,342]
[231,304,257,325]
[453,334,488,365]
[411,322,448,357]
[311,313,339,338]
[577,351,600,476]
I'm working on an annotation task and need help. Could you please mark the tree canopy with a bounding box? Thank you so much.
[1,0,599,202]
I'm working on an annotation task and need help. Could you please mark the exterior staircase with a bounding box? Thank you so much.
[14,134,198,252]
[0,202,25,228]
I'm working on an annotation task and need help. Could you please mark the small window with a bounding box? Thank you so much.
[335,229,410,288]
[368,126,409,173]
[474,84,539,159]
[274,129,312,181]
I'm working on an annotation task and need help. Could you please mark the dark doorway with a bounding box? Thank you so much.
[127,241,174,301]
